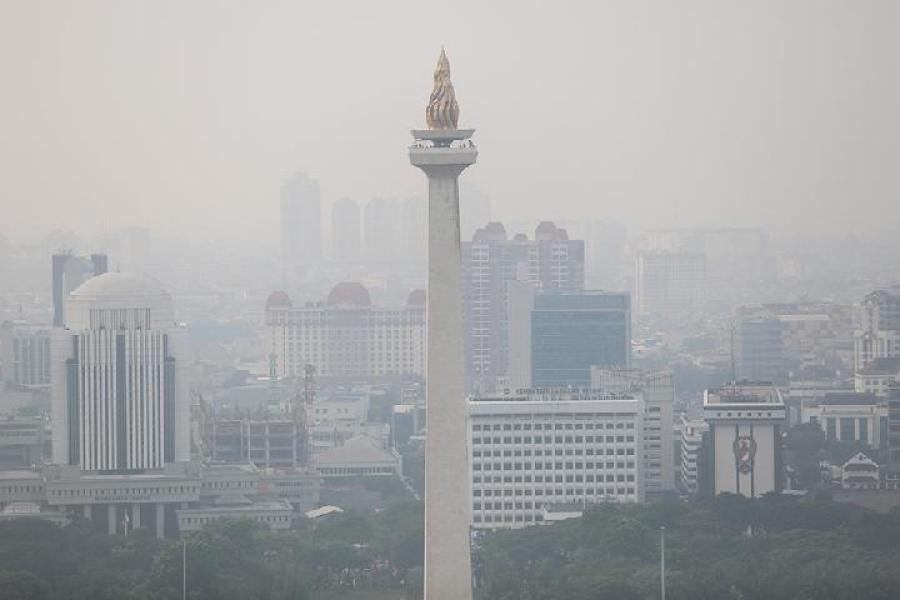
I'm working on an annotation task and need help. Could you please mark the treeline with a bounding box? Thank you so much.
[4,494,900,599]
[475,493,900,600]
[0,502,423,600]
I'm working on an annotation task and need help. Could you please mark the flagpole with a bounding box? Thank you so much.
[660,526,666,600]
[183,537,187,600]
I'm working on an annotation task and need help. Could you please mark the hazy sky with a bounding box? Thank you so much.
[1,0,898,243]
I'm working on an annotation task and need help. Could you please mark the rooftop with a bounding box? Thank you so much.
[705,381,783,406]
[821,392,880,406]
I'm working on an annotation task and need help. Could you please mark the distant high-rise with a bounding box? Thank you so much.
[363,198,400,263]
[634,250,706,319]
[331,197,361,263]
[51,252,107,327]
[531,291,631,388]
[0,322,52,388]
[280,172,322,265]
[50,272,189,471]
[462,221,584,390]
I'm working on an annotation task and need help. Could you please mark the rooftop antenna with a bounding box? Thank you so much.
[729,321,737,383]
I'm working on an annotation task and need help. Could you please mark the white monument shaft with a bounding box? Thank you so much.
[409,49,477,600]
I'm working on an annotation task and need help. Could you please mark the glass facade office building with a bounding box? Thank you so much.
[531,292,630,388]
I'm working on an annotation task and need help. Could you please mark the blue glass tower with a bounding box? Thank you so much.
[531,291,631,388]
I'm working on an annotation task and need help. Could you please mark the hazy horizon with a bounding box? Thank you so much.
[2,0,899,243]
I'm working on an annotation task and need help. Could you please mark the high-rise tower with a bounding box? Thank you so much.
[280,172,322,265]
[50,272,189,471]
[409,49,477,600]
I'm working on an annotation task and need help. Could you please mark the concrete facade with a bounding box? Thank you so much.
[410,62,477,597]
[702,382,785,498]
[468,390,643,530]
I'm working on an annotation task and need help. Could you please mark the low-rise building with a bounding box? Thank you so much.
[468,389,643,530]
[841,453,880,490]
[316,435,401,478]
[801,392,886,448]
[702,381,785,498]
[854,357,900,396]
[0,415,46,469]
[176,494,294,533]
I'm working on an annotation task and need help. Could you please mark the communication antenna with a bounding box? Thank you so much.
[729,321,737,383]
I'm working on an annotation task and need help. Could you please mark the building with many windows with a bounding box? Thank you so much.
[0,322,52,388]
[531,292,630,388]
[266,283,425,379]
[467,389,643,530]
[50,272,190,471]
[462,222,584,391]
[678,415,708,494]
[591,368,674,495]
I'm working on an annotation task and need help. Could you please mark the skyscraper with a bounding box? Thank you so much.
[530,291,631,388]
[462,221,584,390]
[51,252,107,326]
[634,250,706,319]
[331,197,361,263]
[409,49,476,600]
[280,172,322,265]
[51,272,189,471]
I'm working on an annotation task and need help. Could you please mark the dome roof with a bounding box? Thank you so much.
[407,289,426,306]
[71,272,168,299]
[327,282,371,308]
[266,290,293,310]
[65,272,174,330]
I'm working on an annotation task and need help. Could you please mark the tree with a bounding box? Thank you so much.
[0,571,50,600]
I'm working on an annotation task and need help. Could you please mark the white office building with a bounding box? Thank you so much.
[468,389,643,530]
[702,382,785,498]
[591,367,676,495]
[50,272,190,471]
[266,283,425,379]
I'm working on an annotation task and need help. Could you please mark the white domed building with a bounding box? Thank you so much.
[51,272,189,471]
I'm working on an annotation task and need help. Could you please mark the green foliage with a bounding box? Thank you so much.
[474,494,900,600]
[6,494,900,600]
[0,509,419,600]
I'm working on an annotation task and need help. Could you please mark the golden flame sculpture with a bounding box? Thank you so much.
[426,48,460,130]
